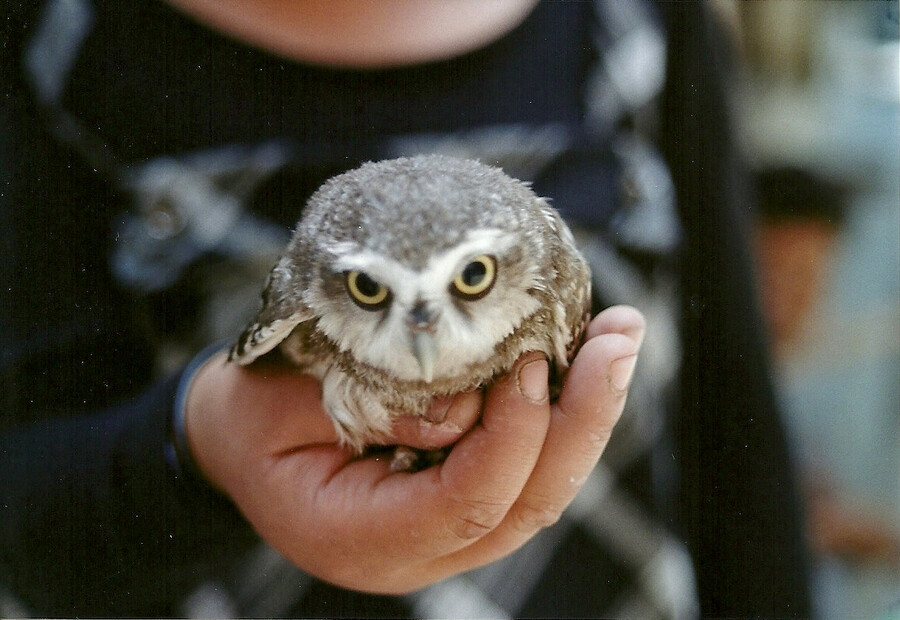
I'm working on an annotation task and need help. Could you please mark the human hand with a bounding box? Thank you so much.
[184,305,645,594]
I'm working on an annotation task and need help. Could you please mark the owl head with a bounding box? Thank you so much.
[234,155,565,384]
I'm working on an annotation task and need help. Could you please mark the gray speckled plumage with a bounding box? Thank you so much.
[231,155,591,457]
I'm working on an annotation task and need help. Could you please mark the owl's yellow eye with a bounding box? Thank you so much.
[451,255,496,300]
[345,270,391,309]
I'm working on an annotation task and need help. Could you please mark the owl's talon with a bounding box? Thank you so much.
[389,446,451,472]
[389,446,419,472]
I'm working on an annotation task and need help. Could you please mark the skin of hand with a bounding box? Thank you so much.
[184,305,645,594]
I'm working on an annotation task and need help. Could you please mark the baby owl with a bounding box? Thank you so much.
[230,155,591,467]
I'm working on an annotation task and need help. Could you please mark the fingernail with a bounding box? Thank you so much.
[417,419,464,447]
[609,354,638,393]
[516,358,549,403]
[424,395,453,424]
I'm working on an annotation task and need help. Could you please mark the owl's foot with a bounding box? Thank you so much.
[387,445,451,472]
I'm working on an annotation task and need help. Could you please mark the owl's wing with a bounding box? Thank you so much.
[228,258,315,365]
[538,199,592,368]
[229,308,313,365]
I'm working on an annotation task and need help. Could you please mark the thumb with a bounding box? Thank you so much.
[386,390,483,449]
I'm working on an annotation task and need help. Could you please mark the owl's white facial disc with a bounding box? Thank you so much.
[312,228,542,383]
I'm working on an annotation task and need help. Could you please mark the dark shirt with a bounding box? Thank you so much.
[1,1,811,616]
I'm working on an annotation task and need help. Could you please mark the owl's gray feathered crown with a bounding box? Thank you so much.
[300,156,543,269]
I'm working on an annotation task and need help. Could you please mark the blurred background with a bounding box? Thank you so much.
[713,1,899,617]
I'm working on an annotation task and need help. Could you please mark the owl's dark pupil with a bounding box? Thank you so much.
[462,261,487,286]
[355,273,381,297]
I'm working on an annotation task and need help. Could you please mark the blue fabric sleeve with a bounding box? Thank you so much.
[0,370,259,616]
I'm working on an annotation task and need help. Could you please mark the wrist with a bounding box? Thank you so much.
[166,342,228,482]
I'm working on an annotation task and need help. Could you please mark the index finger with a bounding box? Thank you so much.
[430,305,645,573]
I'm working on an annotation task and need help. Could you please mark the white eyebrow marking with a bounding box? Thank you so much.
[423,229,513,275]
[330,228,519,305]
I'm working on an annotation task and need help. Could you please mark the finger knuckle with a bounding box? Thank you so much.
[511,495,565,532]
[447,495,508,540]
[583,424,614,454]
[556,408,614,460]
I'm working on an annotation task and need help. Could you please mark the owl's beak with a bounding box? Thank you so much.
[410,331,437,383]
[407,302,439,383]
